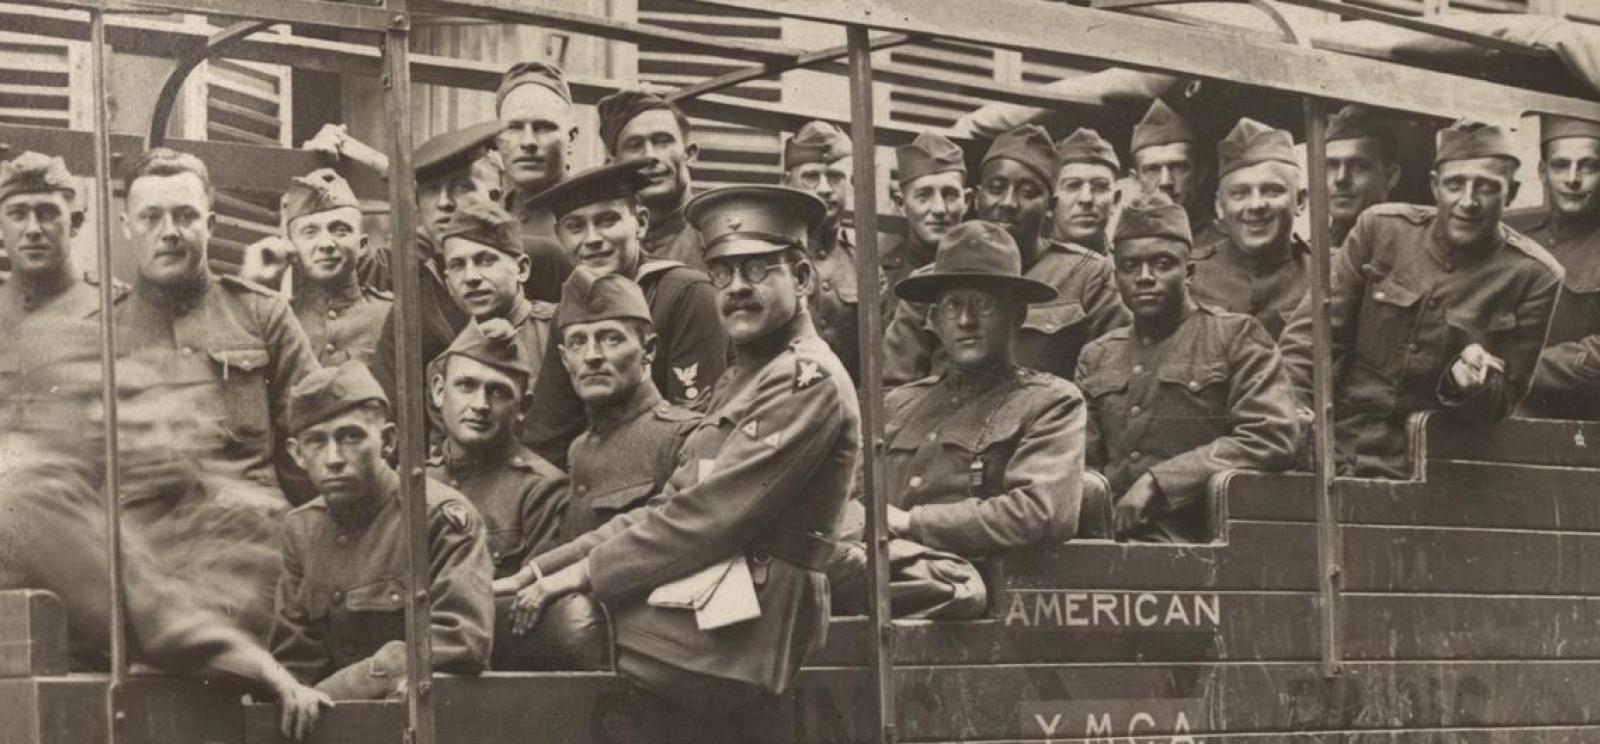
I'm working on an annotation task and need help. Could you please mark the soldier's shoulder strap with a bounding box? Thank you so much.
[652,400,701,423]
[218,272,281,297]
[527,299,558,321]
[507,447,565,479]
[636,258,689,284]
[81,271,131,300]
[1365,202,1431,224]
[1502,225,1567,281]
[363,284,395,301]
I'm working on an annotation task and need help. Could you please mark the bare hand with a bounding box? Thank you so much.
[275,680,333,741]
[1449,343,1505,394]
[301,123,348,162]
[886,506,912,536]
[491,574,523,596]
[511,563,586,636]
[1113,474,1160,540]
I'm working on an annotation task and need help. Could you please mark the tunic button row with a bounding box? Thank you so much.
[908,475,924,488]
[1187,381,1201,391]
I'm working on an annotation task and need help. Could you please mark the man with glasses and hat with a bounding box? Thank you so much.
[517,158,726,466]
[1280,120,1563,478]
[884,124,1128,386]
[1077,192,1298,543]
[505,185,858,733]
[835,220,1086,619]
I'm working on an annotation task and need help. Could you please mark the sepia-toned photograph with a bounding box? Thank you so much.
[0,0,1597,741]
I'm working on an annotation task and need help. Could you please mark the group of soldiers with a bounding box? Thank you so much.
[0,54,1596,740]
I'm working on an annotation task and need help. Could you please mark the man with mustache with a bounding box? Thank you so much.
[883,131,969,326]
[1280,121,1563,478]
[113,148,320,499]
[1046,128,1120,255]
[598,89,707,272]
[1190,117,1310,339]
[839,220,1087,618]
[0,152,126,330]
[884,124,1128,385]
[426,318,570,670]
[1326,104,1402,247]
[280,169,392,367]
[272,361,493,699]
[1078,193,1297,543]
[494,61,579,304]
[1129,99,1223,250]
[518,159,726,466]
[506,186,858,735]
[1508,116,1600,419]
[783,121,862,381]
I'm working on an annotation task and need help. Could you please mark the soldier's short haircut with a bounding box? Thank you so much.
[124,147,214,199]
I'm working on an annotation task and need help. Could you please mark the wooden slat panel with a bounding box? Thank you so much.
[0,591,66,678]
[1426,416,1600,469]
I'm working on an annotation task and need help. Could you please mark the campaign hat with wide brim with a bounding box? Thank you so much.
[895,220,1058,305]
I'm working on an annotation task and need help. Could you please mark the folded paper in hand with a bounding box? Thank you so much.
[647,554,762,631]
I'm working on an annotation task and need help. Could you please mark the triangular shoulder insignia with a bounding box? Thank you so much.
[653,401,701,423]
[218,273,279,297]
[528,300,557,321]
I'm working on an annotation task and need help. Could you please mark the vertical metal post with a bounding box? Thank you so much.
[89,6,128,739]
[1302,96,1343,678]
[845,26,897,744]
[381,5,436,743]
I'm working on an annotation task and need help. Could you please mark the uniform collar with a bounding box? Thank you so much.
[1544,207,1600,241]
[328,466,398,533]
[890,230,937,270]
[1428,217,1503,266]
[133,269,211,315]
[645,205,689,248]
[8,264,75,311]
[810,223,850,259]
[942,360,1021,395]
[440,436,518,476]
[587,380,663,435]
[1218,232,1304,272]
[1133,297,1199,345]
[504,294,537,327]
[735,310,816,365]
[296,269,363,310]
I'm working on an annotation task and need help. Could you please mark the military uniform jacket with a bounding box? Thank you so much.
[270,468,494,683]
[371,230,470,411]
[809,226,862,383]
[883,240,1130,385]
[111,273,320,492]
[0,270,126,331]
[643,207,708,273]
[882,365,1086,555]
[557,387,700,544]
[533,318,860,695]
[1279,205,1563,476]
[427,441,568,580]
[1507,208,1600,419]
[1077,303,1298,541]
[522,261,727,468]
[878,232,935,330]
[1190,233,1310,339]
[292,278,393,367]
[509,193,579,304]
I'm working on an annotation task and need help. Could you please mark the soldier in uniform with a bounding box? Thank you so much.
[598,89,707,271]
[783,121,862,381]
[1046,128,1120,254]
[519,159,727,466]
[0,152,126,331]
[280,169,392,367]
[426,319,569,670]
[113,148,320,497]
[507,186,859,731]
[1129,99,1222,248]
[883,131,969,325]
[839,221,1086,619]
[1280,121,1564,478]
[1509,115,1600,419]
[494,61,579,303]
[1078,193,1298,543]
[1326,104,1402,247]
[1191,117,1310,339]
[884,124,1128,385]
[271,362,493,698]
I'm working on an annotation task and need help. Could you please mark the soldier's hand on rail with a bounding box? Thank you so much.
[1449,343,1505,395]
[263,662,333,741]
[1113,474,1161,541]
[492,561,540,596]
[887,505,912,536]
[302,123,349,163]
[511,561,590,635]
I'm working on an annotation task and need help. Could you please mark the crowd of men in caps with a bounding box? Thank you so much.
[0,55,1595,738]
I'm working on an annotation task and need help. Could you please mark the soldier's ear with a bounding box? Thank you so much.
[287,438,307,471]
[790,253,816,296]
[1384,163,1402,195]
[641,332,659,365]
[515,254,533,283]
[634,203,651,241]
[1294,186,1308,216]
[428,373,445,410]
[685,142,700,164]
[1507,179,1521,206]
[380,421,398,454]
[70,210,85,233]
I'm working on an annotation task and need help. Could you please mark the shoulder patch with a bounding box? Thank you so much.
[528,300,557,321]
[218,273,279,297]
[438,499,471,532]
[653,401,701,423]
[794,356,827,390]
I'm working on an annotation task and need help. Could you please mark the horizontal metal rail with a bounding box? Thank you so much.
[689,0,1600,125]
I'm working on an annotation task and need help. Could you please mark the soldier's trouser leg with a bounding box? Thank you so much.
[492,592,612,671]
[616,648,774,744]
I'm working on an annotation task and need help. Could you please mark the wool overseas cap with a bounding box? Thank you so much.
[1055,127,1120,172]
[598,89,678,155]
[523,157,656,218]
[414,120,503,184]
[784,121,852,169]
[685,185,827,261]
[436,317,534,381]
[894,220,1059,304]
[896,131,966,185]
[1114,191,1193,248]
[0,151,75,205]
[437,194,523,257]
[1434,119,1519,167]
[1131,98,1198,153]
[280,168,360,228]
[557,265,653,329]
[1540,114,1600,145]
[1326,104,1396,148]
[1217,117,1298,177]
[496,60,572,110]
[286,361,388,435]
[983,124,1057,187]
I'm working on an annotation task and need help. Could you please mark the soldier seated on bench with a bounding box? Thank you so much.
[1077,193,1298,543]
[834,220,1086,620]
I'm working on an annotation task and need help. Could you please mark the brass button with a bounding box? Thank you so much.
[181,346,195,357]
[1130,405,1142,415]
[1132,364,1144,375]
[926,431,937,441]
[822,281,833,291]
[1374,291,1386,301]
[576,485,588,495]
[908,475,924,488]
[327,309,339,319]
[332,589,345,603]
[1130,450,1142,460]
[324,343,336,353]
[1408,343,1419,353]
[1188,381,1200,391]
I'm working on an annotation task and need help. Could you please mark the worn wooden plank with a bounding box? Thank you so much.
[0,591,67,678]
[991,523,1319,593]
[920,729,1600,743]
[240,700,403,744]
[1426,416,1600,470]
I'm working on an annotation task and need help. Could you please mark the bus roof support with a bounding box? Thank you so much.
[379,4,437,743]
[146,19,273,149]
[668,33,915,104]
[846,24,899,744]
